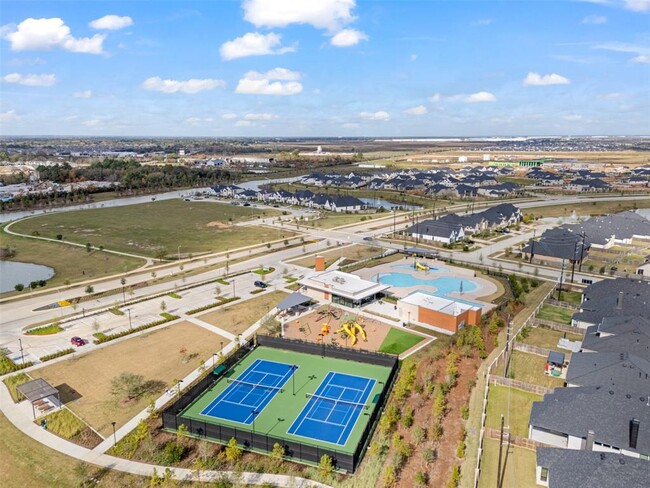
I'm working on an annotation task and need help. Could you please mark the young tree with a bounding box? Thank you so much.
[111,372,146,401]
[318,454,334,477]
[225,437,242,462]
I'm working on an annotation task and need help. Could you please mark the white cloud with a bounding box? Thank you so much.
[563,114,583,121]
[428,93,441,102]
[466,91,496,103]
[221,113,237,119]
[4,18,105,54]
[89,15,133,30]
[403,105,428,115]
[596,92,624,100]
[244,113,276,120]
[142,77,226,94]
[235,120,252,127]
[243,0,356,31]
[410,54,417,61]
[625,0,650,12]
[472,18,492,26]
[330,28,367,47]
[0,110,19,122]
[342,122,359,128]
[220,32,295,60]
[632,55,650,63]
[73,90,92,98]
[184,117,213,127]
[235,68,303,96]
[523,72,570,86]
[581,15,607,24]
[3,72,56,86]
[360,111,390,121]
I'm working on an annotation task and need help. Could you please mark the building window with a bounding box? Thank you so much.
[540,467,549,482]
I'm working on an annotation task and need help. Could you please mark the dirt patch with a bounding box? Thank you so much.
[283,306,392,351]
[206,220,229,229]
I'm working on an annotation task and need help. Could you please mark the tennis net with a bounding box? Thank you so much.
[306,392,369,410]
[227,377,284,394]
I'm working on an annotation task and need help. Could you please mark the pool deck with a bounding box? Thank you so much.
[353,257,497,306]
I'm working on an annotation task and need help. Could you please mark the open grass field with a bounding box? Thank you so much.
[289,244,382,269]
[198,291,287,335]
[181,345,392,454]
[0,228,145,292]
[36,407,103,449]
[520,327,583,350]
[308,212,380,229]
[551,290,582,306]
[485,385,542,438]
[526,198,650,219]
[536,304,573,325]
[377,327,425,355]
[478,439,537,488]
[0,411,151,488]
[503,351,565,389]
[31,321,228,436]
[10,199,289,258]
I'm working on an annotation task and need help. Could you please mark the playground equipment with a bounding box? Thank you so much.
[415,261,429,271]
[336,316,367,346]
[321,323,331,336]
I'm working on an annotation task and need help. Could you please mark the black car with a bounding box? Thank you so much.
[254,280,268,288]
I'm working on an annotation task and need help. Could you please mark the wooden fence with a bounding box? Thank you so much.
[513,342,551,358]
[489,375,553,396]
[533,318,585,335]
[484,428,555,450]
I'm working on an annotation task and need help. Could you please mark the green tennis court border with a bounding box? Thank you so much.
[162,335,399,472]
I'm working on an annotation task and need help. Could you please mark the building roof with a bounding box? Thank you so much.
[573,278,650,325]
[405,219,463,238]
[566,352,650,393]
[399,292,479,316]
[276,292,312,311]
[536,448,649,488]
[581,316,650,360]
[563,211,650,247]
[522,227,587,260]
[529,386,650,455]
[299,270,389,301]
[17,378,58,402]
[547,350,566,365]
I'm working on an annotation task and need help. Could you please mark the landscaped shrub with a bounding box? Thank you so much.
[40,348,75,362]
[93,316,178,344]
[161,441,185,465]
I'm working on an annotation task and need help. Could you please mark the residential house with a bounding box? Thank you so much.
[565,352,650,393]
[404,219,465,244]
[581,316,650,360]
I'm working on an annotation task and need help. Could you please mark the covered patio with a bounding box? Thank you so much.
[17,378,61,419]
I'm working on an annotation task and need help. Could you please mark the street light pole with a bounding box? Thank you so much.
[177,245,181,261]
[127,308,132,330]
[18,338,24,365]
[111,421,117,445]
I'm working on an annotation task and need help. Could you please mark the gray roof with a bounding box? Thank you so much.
[563,210,650,247]
[547,350,566,365]
[566,352,650,393]
[276,292,312,311]
[16,378,58,402]
[581,316,650,360]
[529,386,650,455]
[536,448,649,488]
[522,227,587,260]
[572,278,650,325]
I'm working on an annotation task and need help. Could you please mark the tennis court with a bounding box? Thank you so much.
[200,359,296,424]
[288,372,376,445]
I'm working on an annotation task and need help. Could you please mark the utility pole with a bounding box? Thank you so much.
[578,231,586,272]
[497,414,505,488]
[18,338,24,365]
[558,257,566,302]
[529,229,536,264]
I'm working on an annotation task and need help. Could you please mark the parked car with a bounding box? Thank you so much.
[254,280,268,289]
[363,236,373,241]
[70,336,85,347]
[243,202,251,207]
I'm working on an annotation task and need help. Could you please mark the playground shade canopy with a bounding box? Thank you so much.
[17,378,58,402]
[277,292,312,311]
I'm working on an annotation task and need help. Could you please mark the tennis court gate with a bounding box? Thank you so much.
[162,335,399,472]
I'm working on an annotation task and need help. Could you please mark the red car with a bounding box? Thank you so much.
[70,336,85,347]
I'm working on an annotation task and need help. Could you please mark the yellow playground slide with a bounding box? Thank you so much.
[415,261,428,271]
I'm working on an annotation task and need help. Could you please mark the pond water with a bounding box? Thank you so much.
[359,198,422,211]
[0,261,54,293]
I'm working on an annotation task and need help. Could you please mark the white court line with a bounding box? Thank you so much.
[335,378,375,445]
[289,371,336,435]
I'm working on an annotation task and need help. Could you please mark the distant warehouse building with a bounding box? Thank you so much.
[397,292,481,334]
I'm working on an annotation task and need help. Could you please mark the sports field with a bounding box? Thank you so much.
[181,346,392,453]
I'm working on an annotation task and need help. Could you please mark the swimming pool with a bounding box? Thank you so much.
[391,264,447,273]
[374,272,478,298]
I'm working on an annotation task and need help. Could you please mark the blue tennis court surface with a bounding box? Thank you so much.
[288,372,375,446]
[200,359,296,424]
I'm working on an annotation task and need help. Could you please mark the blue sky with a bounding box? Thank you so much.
[1,0,649,137]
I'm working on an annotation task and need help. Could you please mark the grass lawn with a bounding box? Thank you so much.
[30,321,228,436]
[289,244,382,269]
[526,199,650,219]
[504,351,565,389]
[0,411,151,488]
[520,327,583,350]
[10,199,289,257]
[37,408,88,440]
[536,304,574,325]
[307,212,378,229]
[197,290,288,335]
[497,176,535,186]
[0,228,144,292]
[378,327,425,354]
[551,290,582,306]
[485,385,542,438]
[478,439,537,488]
